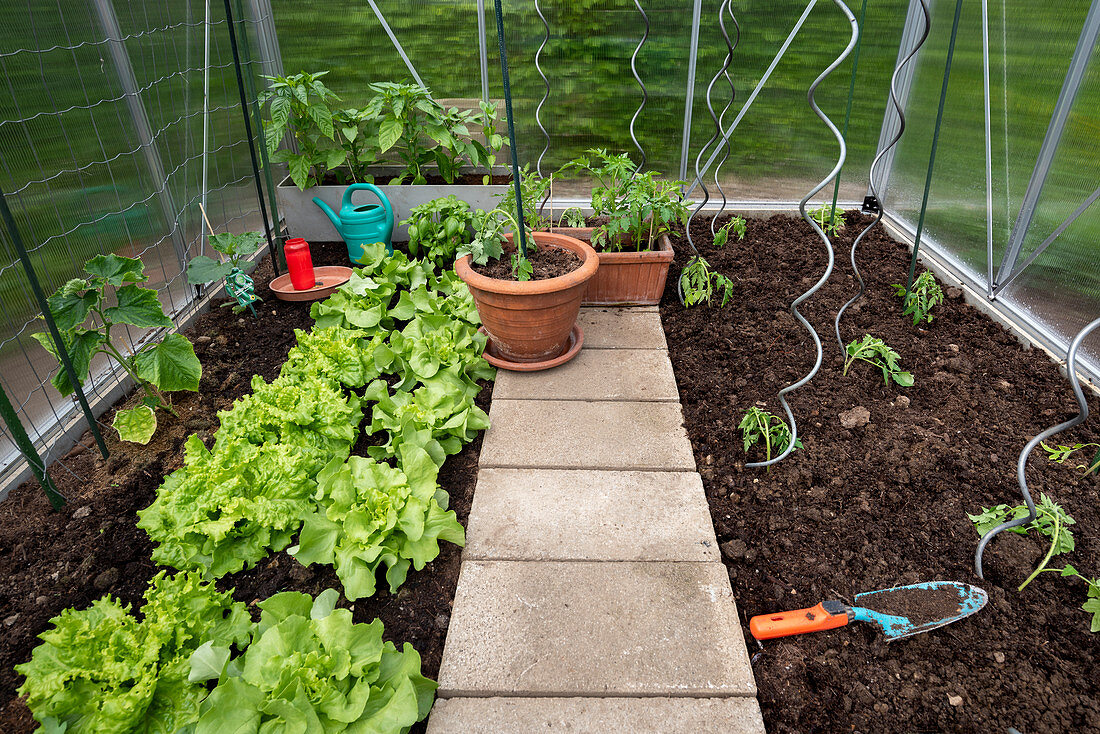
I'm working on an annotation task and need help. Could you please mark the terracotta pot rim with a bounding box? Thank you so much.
[455,230,599,296]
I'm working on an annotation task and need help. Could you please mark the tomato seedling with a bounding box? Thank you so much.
[843,335,914,387]
[892,271,944,325]
[739,407,803,466]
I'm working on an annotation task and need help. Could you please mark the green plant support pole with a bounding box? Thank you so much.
[234,0,284,256]
[905,0,963,297]
[828,0,869,227]
[0,382,64,509]
[224,0,281,274]
[493,0,528,258]
[0,189,109,461]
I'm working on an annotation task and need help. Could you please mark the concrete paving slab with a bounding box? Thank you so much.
[479,401,696,471]
[426,696,766,733]
[437,561,756,697]
[493,348,679,402]
[466,469,717,562]
[577,308,667,350]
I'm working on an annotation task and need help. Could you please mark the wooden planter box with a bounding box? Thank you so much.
[551,227,674,306]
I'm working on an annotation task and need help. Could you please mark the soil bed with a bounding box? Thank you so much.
[660,212,1100,733]
[0,241,487,732]
[470,245,582,281]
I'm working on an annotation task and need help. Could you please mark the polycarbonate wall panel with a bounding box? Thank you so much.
[0,0,272,485]
[881,0,1100,371]
[271,0,909,199]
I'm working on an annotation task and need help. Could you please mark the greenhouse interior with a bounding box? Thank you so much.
[0,0,1098,731]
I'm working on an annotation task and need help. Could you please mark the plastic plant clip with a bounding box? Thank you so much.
[225,266,258,316]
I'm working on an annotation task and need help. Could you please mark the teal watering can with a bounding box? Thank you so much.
[313,183,394,263]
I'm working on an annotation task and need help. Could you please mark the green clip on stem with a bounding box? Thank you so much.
[225,267,259,316]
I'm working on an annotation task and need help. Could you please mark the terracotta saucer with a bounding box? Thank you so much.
[479,324,584,372]
[269,266,353,302]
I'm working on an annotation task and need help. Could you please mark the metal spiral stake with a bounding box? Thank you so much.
[711,2,740,234]
[533,0,550,176]
[746,0,858,470]
[834,0,930,350]
[975,315,1100,579]
[628,0,649,172]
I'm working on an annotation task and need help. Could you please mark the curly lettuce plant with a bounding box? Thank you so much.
[388,312,494,391]
[16,571,250,734]
[190,589,435,732]
[33,254,201,444]
[282,325,395,388]
[291,446,464,600]
[365,370,489,465]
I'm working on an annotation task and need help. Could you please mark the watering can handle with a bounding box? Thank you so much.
[342,183,393,226]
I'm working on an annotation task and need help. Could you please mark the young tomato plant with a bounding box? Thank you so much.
[1060,565,1100,632]
[32,255,201,444]
[969,493,1076,591]
[259,71,344,189]
[558,207,586,228]
[739,406,802,465]
[186,231,263,314]
[1041,441,1100,475]
[892,271,944,325]
[403,195,476,270]
[459,207,536,281]
[808,203,845,236]
[713,216,747,248]
[561,149,687,252]
[680,257,734,307]
[843,335,914,387]
[498,165,552,230]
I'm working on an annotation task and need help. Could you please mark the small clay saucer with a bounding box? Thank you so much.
[479,324,584,372]
[269,266,353,302]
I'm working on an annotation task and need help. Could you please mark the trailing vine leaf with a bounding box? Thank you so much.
[113,405,157,444]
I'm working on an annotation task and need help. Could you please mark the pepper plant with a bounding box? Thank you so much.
[32,254,201,444]
[680,256,734,307]
[258,71,345,190]
[893,271,944,325]
[403,195,476,270]
[843,334,914,387]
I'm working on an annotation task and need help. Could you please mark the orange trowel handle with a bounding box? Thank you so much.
[749,600,852,640]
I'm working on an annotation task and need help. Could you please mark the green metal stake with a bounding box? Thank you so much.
[234,0,284,262]
[0,382,64,509]
[0,188,109,461]
[493,0,528,258]
[828,0,869,228]
[905,0,964,298]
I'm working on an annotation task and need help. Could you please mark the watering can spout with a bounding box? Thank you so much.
[312,197,343,237]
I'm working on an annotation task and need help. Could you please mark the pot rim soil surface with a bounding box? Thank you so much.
[552,226,675,306]
[455,230,598,293]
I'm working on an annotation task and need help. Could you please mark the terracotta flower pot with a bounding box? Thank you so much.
[455,231,598,367]
[552,227,674,306]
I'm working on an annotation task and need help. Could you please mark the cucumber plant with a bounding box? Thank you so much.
[843,335,914,387]
[892,271,944,325]
[32,254,201,444]
[739,407,802,466]
[680,256,734,307]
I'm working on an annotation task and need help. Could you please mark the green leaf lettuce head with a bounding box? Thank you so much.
[388,312,493,391]
[191,589,436,733]
[138,435,320,577]
[16,571,249,734]
[281,325,395,388]
[290,447,465,600]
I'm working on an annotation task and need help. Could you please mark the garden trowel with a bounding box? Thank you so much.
[748,581,987,641]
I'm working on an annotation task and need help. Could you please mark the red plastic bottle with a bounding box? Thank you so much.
[284,237,316,291]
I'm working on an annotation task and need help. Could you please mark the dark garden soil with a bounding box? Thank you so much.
[470,244,583,281]
[660,212,1100,734]
[0,240,487,732]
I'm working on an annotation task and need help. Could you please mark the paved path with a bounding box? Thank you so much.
[428,307,764,733]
